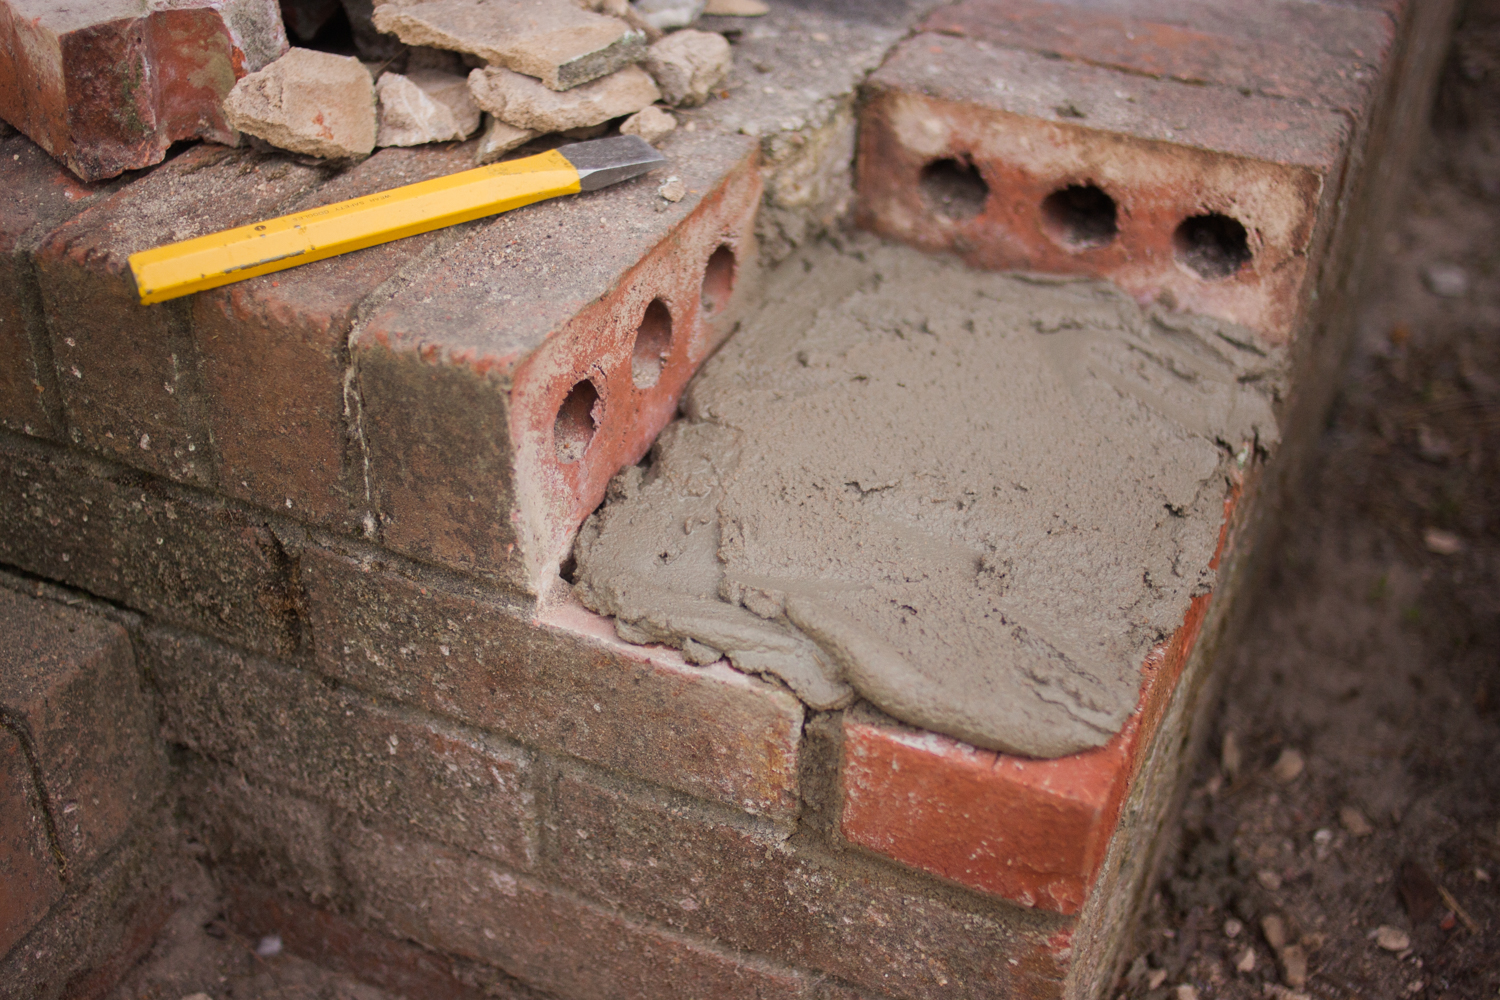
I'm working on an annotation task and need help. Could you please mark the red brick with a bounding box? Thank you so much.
[548,769,1073,1000]
[856,34,1350,342]
[838,490,1238,915]
[0,0,287,182]
[0,821,174,1000]
[226,880,494,1000]
[0,434,301,654]
[150,627,538,870]
[193,141,486,532]
[36,143,330,485]
[0,728,62,958]
[919,0,1394,113]
[0,588,158,872]
[352,128,761,591]
[0,133,123,440]
[344,822,816,1000]
[301,545,803,819]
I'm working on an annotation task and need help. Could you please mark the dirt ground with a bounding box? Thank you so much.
[103,6,1498,1000]
[1118,5,1500,1000]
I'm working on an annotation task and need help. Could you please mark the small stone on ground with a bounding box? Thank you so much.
[376,69,481,145]
[468,63,659,131]
[644,29,732,106]
[620,104,676,144]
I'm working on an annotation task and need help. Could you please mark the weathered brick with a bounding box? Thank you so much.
[226,879,494,1000]
[301,545,803,819]
[919,0,1394,112]
[0,728,62,959]
[0,588,157,872]
[0,822,174,1000]
[353,128,761,591]
[0,0,287,182]
[193,141,485,532]
[151,627,538,869]
[177,755,342,908]
[856,33,1350,341]
[0,434,300,654]
[344,822,816,1000]
[548,769,1072,1000]
[0,134,119,440]
[36,143,330,485]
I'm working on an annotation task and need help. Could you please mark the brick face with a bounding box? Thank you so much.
[353,128,761,590]
[301,546,803,820]
[547,769,1072,1000]
[0,728,62,959]
[36,143,329,485]
[856,33,1349,341]
[0,0,287,182]
[151,627,538,870]
[344,822,815,1000]
[0,135,119,440]
[193,142,486,532]
[919,0,1393,111]
[0,588,158,872]
[0,434,300,655]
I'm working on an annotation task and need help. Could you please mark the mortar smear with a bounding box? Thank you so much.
[573,236,1280,757]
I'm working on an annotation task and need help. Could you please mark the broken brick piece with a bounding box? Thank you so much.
[0,0,289,182]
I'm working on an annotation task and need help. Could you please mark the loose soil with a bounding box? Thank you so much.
[1117,5,1500,998]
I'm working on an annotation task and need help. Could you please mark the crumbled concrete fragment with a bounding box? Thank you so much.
[376,69,481,146]
[658,175,685,201]
[703,0,766,14]
[374,0,647,91]
[223,48,377,158]
[468,64,659,131]
[620,104,676,144]
[644,29,731,107]
[634,0,705,30]
[474,115,541,163]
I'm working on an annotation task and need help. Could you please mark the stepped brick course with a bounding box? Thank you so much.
[0,0,1458,996]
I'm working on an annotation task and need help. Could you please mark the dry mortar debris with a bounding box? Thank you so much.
[573,234,1282,758]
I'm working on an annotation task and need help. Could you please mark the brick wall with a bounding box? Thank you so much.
[0,1,1455,997]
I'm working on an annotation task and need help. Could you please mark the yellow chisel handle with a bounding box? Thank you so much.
[128,149,582,304]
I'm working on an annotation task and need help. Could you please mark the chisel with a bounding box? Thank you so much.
[127,135,668,305]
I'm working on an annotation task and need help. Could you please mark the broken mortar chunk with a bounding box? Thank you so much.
[644,29,732,107]
[703,0,767,14]
[620,105,677,144]
[468,64,659,131]
[634,0,706,31]
[374,0,646,91]
[474,114,541,163]
[224,47,377,159]
[377,69,482,145]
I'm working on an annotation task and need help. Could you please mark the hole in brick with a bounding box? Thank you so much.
[554,379,600,464]
[1174,213,1252,280]
[701,245,736,315]
[631,298,673,388]
[1040,184,1118,249]
[919,157,988,221]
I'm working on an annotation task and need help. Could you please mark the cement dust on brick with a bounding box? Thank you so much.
[574,235,1279,757]
[1121,6,1500,995]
